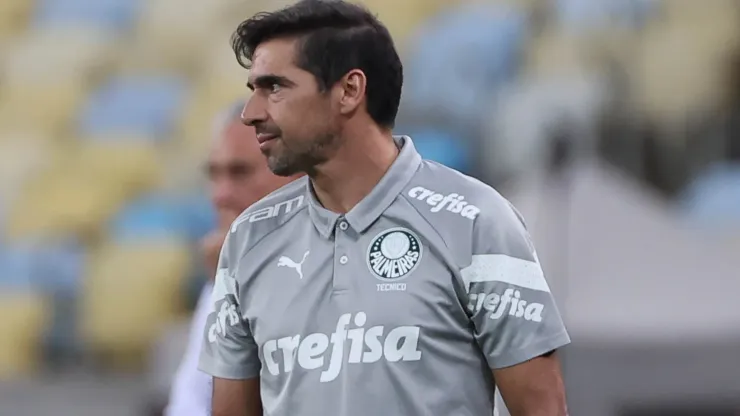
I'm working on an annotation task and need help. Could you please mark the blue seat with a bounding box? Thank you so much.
[555,0,658,32]
[0,238,86,366]
[680,163,740,228]
[36,240,87,296]
[404,3,527,130]
[178,193,218,241]
[79,75,188,140]
[0,239,85,296]
[405,129,472,174]
[108,194,191,242]
[34,0,142,32]
[0,245,36,290]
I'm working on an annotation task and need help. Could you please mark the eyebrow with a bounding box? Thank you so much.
[246,74,295,91]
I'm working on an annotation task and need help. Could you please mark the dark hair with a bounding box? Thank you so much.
[231,0,403,128]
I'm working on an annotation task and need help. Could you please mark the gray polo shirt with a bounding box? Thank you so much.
[199,136,570,416]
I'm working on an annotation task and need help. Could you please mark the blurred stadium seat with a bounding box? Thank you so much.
[402,128,472,173]
[0,245,36,290]
[0,0,33,42]
[0,238,86,368]
[524,28,596,78]
[33,0,142,32]
[108,193,193,242]
[126,0,236,71]
[363,0,449,49]
[178,193,217,240]
[75,139,161,190]
[2,27,114,82]
[0,138,51,198]
[0,291,49,378]
[628,2,740,131]
[554,0,658,33]
[680,163,740,228]
[34,240,87,296]
[0,26,116,134]
[403,2,527,130]
[0,238,85,295]
[7,168,127,241]
[79,240,190,367]
[107,192,215,243]
[4,139,161,240]
[179,40,251,154]
[0,81,88,136]
[662,0,740,22]
[78,75,188,139]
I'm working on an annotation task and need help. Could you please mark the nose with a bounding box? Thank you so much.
[240,94,267,127]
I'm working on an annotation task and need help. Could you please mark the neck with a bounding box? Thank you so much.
[310,126,398,214]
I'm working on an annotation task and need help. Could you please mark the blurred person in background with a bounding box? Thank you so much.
[200,1,569,416]
[163,102,302,416]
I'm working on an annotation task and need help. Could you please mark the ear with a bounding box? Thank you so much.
[336,69,367,115]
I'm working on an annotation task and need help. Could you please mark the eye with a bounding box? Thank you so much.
[228,164,250,178]
[270,83,282,94]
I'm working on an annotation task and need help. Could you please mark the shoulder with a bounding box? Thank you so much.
[226,176,308,257]
[401,160,531,261]
[402,159,521,227]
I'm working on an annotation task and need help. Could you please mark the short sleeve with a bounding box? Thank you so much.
[461,199,570,369]
[198,231,261,379]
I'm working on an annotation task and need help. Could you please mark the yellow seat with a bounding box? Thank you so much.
[524,28,596,78]
[628,15,740,132]
[80,241,190,366]
[75,139,162,195]
[0,292,49,379]
[6,169,123,241]
[6,140,161,240]
[0,137,52,198]
[0,27,114,134]
[4,27,116,82]
[663,0,739,23]
[179,37,252,152]
[198,31,252,83]
[3,28,115,83]
[179,82,249,155]
[125,0,236,71]
[0,0,32,42]
[0,82,88,136]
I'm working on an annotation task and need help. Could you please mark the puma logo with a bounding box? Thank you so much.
[277,251,310,279]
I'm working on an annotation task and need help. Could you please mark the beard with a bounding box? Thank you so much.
[265,132,338,177]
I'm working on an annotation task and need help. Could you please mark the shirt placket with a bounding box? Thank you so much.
[332,216,353,293]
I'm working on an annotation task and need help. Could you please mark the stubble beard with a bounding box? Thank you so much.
[267,133,339,177]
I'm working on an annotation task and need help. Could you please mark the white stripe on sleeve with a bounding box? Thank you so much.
[461,254,550,293]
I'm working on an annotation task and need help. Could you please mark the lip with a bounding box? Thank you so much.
[256,133,279,144]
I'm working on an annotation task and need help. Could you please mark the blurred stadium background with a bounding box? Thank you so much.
[1,0,739,415]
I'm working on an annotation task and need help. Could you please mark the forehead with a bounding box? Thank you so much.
[249,37,300,78]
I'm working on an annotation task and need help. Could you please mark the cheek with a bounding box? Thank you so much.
[275,96,331,133]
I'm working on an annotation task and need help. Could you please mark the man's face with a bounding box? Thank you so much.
[242,37,341,176]
[207,121,294,228]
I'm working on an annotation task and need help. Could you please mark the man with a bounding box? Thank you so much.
[199,1,571,415]
[164,102,301,416]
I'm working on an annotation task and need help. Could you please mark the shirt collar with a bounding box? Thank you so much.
[307,136,422,238]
